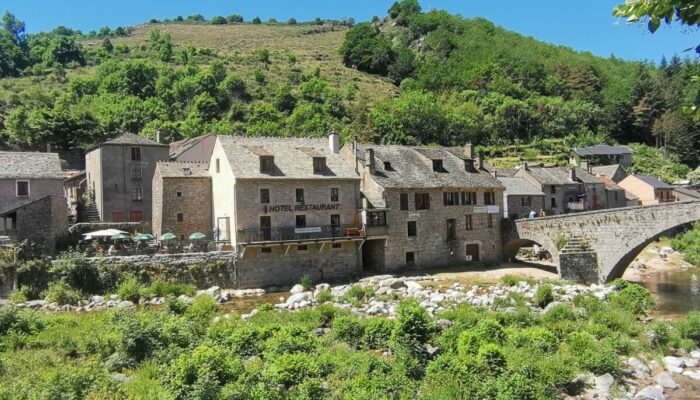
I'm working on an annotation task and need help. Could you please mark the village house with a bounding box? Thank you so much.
[63,170,86,223]
[152,161,212,241]
[591,164,627,183]
[597,175,627,209]
[169,133,217,162]
[572,145,633,167]
[515,163,607,215]
[497,176,545,220]
[618,174,675,206]
[209,134,364,288]
[85,133,169,227]
[672,187,700,202]
[340,143,504,271]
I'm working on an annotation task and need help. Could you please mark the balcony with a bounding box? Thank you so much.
[237,224,365,244]
[365,210,389,238]
[565,202,586,211]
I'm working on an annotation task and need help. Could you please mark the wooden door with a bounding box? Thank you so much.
[260,216,271,241]
[112,212,125,222]
[466,244,480,262]
[129,210,142,222]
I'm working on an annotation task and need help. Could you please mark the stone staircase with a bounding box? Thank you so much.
[82,199,101,222]
[560,235,592,254]
[559,235,600,284]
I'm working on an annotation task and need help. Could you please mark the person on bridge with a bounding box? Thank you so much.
[529,210,536,219]
[539,209,546,218]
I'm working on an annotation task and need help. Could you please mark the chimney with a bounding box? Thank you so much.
[475,153,484,170]
[155,128,162,144]
[328,132,340,154]
[580,160,590,174]
[353,137,358,173]
[522,162,528,170]
[46,143,52,153]
[365,148,376,175]
[492,170,498,178]
[569,167,577,182]
[463,143,473,159]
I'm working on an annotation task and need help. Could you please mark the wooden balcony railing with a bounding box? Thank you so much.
[237,224,365,244]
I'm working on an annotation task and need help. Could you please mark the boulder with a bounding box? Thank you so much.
[315,283,330,291]
[405,281,422,291]
[683,357,699,368]
[628,357,651,378]
[663,356,685,373]
[634,385,665,400]
[594,373,615,394]
[117,301,135,308]
[379,278,406,289]
[91,295,105,303]
[543,301,563,313]
[682,370,700,380]
[290,284,305,294]
[655,372,678,389]
[205,286,221,297]
[286,292,311,305]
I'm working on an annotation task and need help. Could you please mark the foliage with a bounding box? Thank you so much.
[299,275,313,291]
[675,310,700,345]
[609,283,655,315]
[671,222,700,266]
[339,284,375,304]
[116,275,142,303]
[42,281,83,305]
[534,284,554,308]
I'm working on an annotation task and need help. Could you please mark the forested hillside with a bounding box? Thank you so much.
[0,1,698,172]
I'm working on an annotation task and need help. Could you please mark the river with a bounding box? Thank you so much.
[633,267,700,319]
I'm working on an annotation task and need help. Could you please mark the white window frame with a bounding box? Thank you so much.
[15,180,30,197]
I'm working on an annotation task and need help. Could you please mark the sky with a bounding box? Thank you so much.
[1,0,696,62]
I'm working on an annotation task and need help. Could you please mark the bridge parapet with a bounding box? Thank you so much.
[508,201,700,282]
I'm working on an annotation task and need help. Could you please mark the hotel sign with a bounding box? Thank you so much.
[262,204,340,213]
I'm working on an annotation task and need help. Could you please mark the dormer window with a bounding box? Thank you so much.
[313,157,326,174]
[384,161,393,171]
[465,160,475,172]
[260,156,274,174]
[432,159,445,172]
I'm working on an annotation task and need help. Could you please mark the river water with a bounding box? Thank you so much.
[633,268,700,319]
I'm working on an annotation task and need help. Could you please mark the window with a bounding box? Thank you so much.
[406,252,415,265]
[465,215,473,230]
[332,243,342,249]
[407,221,417,237]
[176,213,184,222]
[131,165,142,179]
[384,161,393,171]
[260,156,274,173]
[484,191,495,205]
[131,147,141,161]
[432,159,445,172]
[15,181,29,197]
[400,193,409,211]
[114,183,118,193]
[551,198,557,208]
[296,215,306,228]
[447,219,456,240]
[176,191,183,197]
[330,188,339,202]
[216,159,220,173]
[465,160,475,172]
[521,196,531,207]
[260,188,270,204]
[366,211,387,226]
[550,186,556,194]
[461,192,476,205]
[415,193,430,210]
[331,214,340,227]
[487,213,493,228]
[261,247,272,253]
[443,192,459,206]
[313,157,326,174]
[615,191,618,201]
[297,245,308,251]
[296,188,304,203]
[132,187,143,201]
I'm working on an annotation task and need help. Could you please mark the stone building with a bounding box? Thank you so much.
[618,174,675,205]
[591,164,627,183]
[597,175,627,209]
[497,177,545,220]
[169,133,217,162]
[210,134,364,288]
[515,163,607,215]
[572,145,633,167]
[0,151,65,234]
[63,170,86,223]
[85,133,169,227]
[0,195,68,255]
[673,187,700,202]
[340,143,505,271]
[152,161,212,240]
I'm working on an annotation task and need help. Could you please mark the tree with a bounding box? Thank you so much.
[252,17,262,24]
[102,38,113,52]
[45,36,85,66]
[388,0,422,25]
[288,18,297,25]
[340,23,395,74]
[613,0,700,35]
[211,16,227,25]
[226,14,244,23]
[2,11,26,45]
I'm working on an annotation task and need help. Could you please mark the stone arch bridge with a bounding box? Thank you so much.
[503,201,700,283]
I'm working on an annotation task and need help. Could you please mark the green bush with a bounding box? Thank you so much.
[186,295,220,322]
[167,343,243,397]
[116,276,142,303]
[339,284,375,303]
[268,353,320,388]
[567,331,619,374]
[165,296,189,315]
[363,318,394,350]
[0,307,45,338]
[315,303,338,327]
[317,289,333,303]
[474,319,506,344]
[477,343,507,373]
[610,283,655,315]
[500,274,521,287]
[332,316,365,348]
[299,275,313,291]
[675,311,700,345]
[265,326,317,356]
[9,286,30,303]
[671,222,700,266]
[42,281,83,305]
[142,282,196,298]
[511,326,558,353]
[534,284,554,308]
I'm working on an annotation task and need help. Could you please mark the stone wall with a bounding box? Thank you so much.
[559,251,599,284]
[505,195,544,220]
[14,195,68,255]
[234,242,362,288]
[153,175,212,240]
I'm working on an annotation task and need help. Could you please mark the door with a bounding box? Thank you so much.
[129,210,142,222]
[466,244,480,262]
[330,214,340,237]
[112,212,125,222]
[217,217,230,242]
[260,216,271,241]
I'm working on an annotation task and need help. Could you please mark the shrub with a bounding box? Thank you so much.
[0,307,45,337]
[186,295,220,322]
[534,284,554,308]
[567,331,618,374]
[610,283,654,315]
[332,316,365,348]
[265,326,317,355]
[142,282,196,298]
[500,274,521,287]
[363,318,394,349]
[457,331,482,356]
[50,252,102,294]
[340,284,375,303]
[267,353,320,388]
[477,343,507,373]
[317,289,333,303]
[299,275,313,291]
[649,320,671,347]
[42,281,83,305]
[474,319,506,344]
[9,286,30,303]
[315,303,338,327]
[258,303,274,312]
[165,296,189,315]
[675,311,700,345]
[167,343,243,397]
[111,310,163,363]
[116,276,142,303]
[226,325,265,357]
[511,326,557,353]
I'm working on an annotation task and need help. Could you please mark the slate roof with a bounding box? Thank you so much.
[673,187,700,199]
[498,177,545,196]
[156,161,210,178]
[591,164,625,179]
[0,151,64,179]
[103,133,167,147]
[574,145,632,157]
[523,166,602,185]
[598,176,624,191]
[218,136,359,180]
[169,134,214,159]
[356,144,503,189]
[633,174,673,189]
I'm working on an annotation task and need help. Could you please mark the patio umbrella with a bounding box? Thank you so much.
[83,229,128,240]
[160,232,177,241]
[133,233,155,241]
[111,233,131,241]
[188,232,206,240]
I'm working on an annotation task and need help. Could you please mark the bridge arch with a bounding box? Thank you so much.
[511,201,700,283]
[502,238,557,264]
